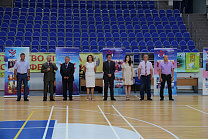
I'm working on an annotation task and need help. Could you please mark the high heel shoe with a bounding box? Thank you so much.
[91,98,94,101]
[86,97,90,101]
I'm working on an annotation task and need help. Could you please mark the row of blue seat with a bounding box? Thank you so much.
[0,30,192,44]
[0,39,195,51]
[15,0,155,10]
[0,7,180,19]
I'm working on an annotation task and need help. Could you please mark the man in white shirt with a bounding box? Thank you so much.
[14,53,30,101]
[138,54,153,101]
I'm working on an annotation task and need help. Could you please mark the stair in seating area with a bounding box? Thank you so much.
[184,14,208,51]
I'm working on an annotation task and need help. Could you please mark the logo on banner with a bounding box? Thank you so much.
[104,50,114,57]
[157,50,165,58]
[8,49,16,58]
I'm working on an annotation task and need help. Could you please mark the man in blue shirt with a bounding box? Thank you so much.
[14,53,30,101]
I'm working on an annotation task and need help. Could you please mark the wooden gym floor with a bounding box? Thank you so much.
[0,95,208,139]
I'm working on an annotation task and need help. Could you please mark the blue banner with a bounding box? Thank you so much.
[103,48,125,95]
[203,48,208,95]
[56,48,79,96]
[154,48,177,96]
[4,47,30,97]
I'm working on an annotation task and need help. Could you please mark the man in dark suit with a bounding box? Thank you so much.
[41,55,58,101]
[103,54,116,101]
[60,56,74,101]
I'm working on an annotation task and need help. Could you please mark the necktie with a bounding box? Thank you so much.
[109,62,111,74]
[66,63,67,69]
[145,62,147,76]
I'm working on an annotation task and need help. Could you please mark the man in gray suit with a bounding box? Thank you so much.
[41,55,58,101]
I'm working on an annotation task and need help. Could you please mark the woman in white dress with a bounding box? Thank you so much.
[84,55,96,100]
[122,55,133,101]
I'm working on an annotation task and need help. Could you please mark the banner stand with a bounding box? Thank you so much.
[154,48,177,96]
[4,47,30,98]
[203,48,208,95]
[102,48,126,96]
[55,47,80,96]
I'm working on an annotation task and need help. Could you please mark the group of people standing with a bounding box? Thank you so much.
[14,53,174,102]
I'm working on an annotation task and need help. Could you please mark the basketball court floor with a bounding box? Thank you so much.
[0,95,208,139]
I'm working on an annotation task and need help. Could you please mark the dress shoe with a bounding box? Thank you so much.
[50,99,55,101]
[43,99,47,101]
[63,98,67,101]
[16,99,20,101]
[103,99,107,101]
[69,98,73,101]
[140,99,144,101]
[111,98,116,101]
[147,98,152,101]
[24,99,29,101]
[169,99,174,101]
[160,98,164,101]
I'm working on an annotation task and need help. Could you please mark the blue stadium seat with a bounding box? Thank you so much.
[74,40,81,48]
[104,25,111,33]
[90,41,98,50]
[166,9,173,18]
[103,17,110,25]
[192,49,199,52]
[161,16,169,26]
[58,32,64,41]
[105,32,112,42]
[49,40,56,50]
[33,31,40,41]
[174,9,180,18]
[163,40,171,48]
[155,41,162,48]
[98,41,105,52]
[129,32,136,42]
[144,32,151,42]
[66,40,72,47]
[91,49,98,53]
[175,32,183,43]
[5,39,13,47]
[154,17,161,26]
[176,17,184,26]
[125,17,132,26]
[14,40,22,47]
[183,49,191,52]
[57,40,65,47]
[132,17,139,26]
[179,40,187,51]
[42,24,49,33]
[11,15,18,24]
[32,40,39,50]
[171,40,179,49]
[152,32,159,42]
[106,41,114,48]
[112,24,119,34]
[115,41,122,48]
[127,24,134,33]
[126,49,132,53]
[113,33,120,42]
[119,24,126,34]
[31,48,39,52]
[159,9,166,18]
[40,48,47,52]
[149,24,156,34]
[152,9,159,18]
[169,17,177,26]
[89,25,96,33]
[6,31,14,42]
[121,32,128,42]
[1,23,8,33]
[82,40,89,50]
[141,49,149,53]
[40,40,48,50]
[157,24,164,34]
[164,24,172,34]
[136,32,143,43]
[159,32,167,43]
[88,33,95,42]
[172,24,179,34]
[0,31,6,42]
[183,32,191,42]
[83,49,90,52]
[49,49,55,52]
[123,41,130,49]
[167,32,175,42]
[97,32,104,42]
[187,40,195,51]
[16,31,24,41]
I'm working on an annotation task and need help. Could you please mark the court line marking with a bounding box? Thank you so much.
[13,111,34,139]
[42,106,54,139]
[186,105,208,115]
[134,95,141,99]
[1,125,208,130]
[66,107,180,139]
[97,105,120,139]
[66,106,68,139]
[112,105,144,139]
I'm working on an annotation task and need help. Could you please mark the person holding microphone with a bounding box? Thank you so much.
[41,55,58,101]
